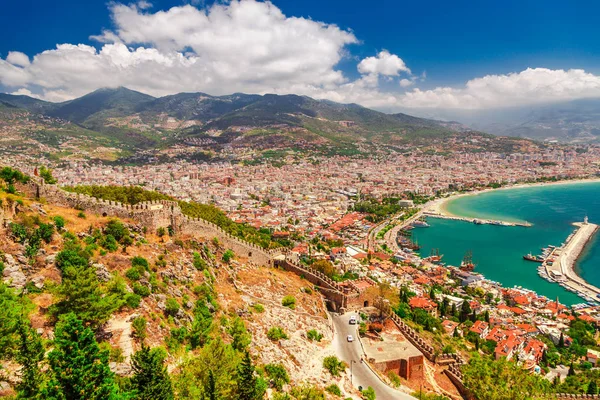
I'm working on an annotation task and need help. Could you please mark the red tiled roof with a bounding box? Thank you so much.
[409,296,437,310]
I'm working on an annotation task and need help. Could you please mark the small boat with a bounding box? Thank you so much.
[412,219,430,228]
[523,253,544,263]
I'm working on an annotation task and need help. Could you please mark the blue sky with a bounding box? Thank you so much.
[1,0,599,109]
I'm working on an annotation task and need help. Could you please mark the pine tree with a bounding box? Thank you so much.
[475,337,480,351]
[43,313,119,400]
[588,381,598,395]
[53,258,119,328]
[236,351,258,400]
[131,345,174,400]
[15,322,45,399]
[204,370,218,400]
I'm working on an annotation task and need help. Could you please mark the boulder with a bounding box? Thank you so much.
[93,263,112,282]
[3,264,26,289]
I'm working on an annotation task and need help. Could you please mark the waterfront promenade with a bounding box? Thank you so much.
[545,221,600,300]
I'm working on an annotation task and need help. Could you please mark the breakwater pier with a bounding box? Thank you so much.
[540,219,600,302]
[422,211,532,227]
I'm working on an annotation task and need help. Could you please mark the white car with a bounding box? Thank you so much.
[349,316,357,325]
[347,335,354,342]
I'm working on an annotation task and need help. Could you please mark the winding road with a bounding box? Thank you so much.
[331,312,416,400]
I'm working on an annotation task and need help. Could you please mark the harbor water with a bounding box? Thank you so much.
[411,181,600,305]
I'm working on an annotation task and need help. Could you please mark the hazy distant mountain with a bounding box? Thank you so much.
[405,98,600,143]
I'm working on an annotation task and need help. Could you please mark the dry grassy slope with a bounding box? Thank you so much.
[0,193,340,389]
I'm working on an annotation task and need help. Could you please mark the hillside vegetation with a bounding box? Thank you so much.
[0,171,339,399]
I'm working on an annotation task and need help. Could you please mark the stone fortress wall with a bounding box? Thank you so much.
[19,178,278,267]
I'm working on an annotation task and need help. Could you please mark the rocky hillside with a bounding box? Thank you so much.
[0,170,357,399]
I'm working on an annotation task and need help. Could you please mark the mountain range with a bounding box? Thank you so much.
[1,87,480,161]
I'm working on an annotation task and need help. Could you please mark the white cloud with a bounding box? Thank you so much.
[2,1,600,112]
[10,88,43,99]
[357,50,410,77]
[2,0,364,102]
[137,1,152,10]
[399,78,414,88]
[400,68,600,109]
[6,51,30,67]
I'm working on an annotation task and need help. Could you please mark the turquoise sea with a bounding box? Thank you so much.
[411,181,600,306]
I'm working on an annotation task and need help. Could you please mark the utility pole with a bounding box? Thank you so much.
[351,360,356,385]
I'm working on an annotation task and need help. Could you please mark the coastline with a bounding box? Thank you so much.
[424,177,600,222]
[418,178,600,304]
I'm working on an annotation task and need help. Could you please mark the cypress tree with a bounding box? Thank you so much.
[558,332,565,348]
[459,301,471,323]
[43,313,119,400]
[236,351,258,400]
[588,381,598,395]
[131,345,174,400]
[568,362,575,376]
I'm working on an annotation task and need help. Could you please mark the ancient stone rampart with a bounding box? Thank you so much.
[17,179,282,266]
[274,259,347,311]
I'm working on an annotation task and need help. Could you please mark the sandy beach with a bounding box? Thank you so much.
[423,177,600,221]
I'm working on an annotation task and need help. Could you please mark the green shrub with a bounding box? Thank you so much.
[325,384,342,396]
[387,370,402,387]
[282,295,296,309]
[126,293,142,308]
[53,216,66,231]
[101,234,119,252]
[323,355,346,376]
[252,303,265,313]
[165,298,180,316]
[192,252,207,270]
[267,327,288,341]
[264,363,290,391]
[361,386,376,400]
[133,283,151,297]
[307,329,323,342]
[131,256,149,270]
[125,267,142,281]
[77,211,86,219]
[222,249,235,263]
